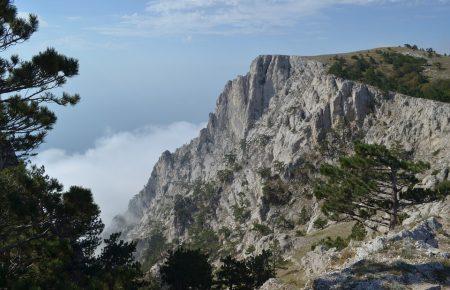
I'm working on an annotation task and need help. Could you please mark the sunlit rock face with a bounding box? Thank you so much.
[109,55,450,273]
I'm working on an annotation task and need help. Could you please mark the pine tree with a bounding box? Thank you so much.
[0,0,79,158]
[314,142,437,231]
[216,255,252,290]
[160,246,213,290]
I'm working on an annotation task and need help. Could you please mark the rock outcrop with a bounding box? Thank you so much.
[110,55,450,285]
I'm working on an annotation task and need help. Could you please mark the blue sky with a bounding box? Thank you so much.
[15,0,450,152]
[13,0,450,223]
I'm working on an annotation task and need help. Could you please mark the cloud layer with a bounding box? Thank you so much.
[34,122,204,226]
[95,0,448,36]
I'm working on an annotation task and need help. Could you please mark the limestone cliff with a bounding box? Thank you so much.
[110,55,450,285]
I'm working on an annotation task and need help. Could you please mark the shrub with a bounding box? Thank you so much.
[160,247,212,290]
[328,51,450,103]
[349,222,366,241]
[273,161,285,174]
[262,177,291,206]
[295,229,306,237]
[298,207,311,225]
[252,223,272,236]
[173,195,195,233]
[224,153,237,165]
[256,135,271,147]
[217,169,234,183]
[436,180,450,198]
[141,231,169,271]
[313,217,328,230]
[246,245,256,255]
[312,236,348,251]
[231,203,251,223]
[218,226,232,239]
[257,167,272,179]
[275,216,295,230]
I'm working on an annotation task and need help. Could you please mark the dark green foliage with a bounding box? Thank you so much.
[252,222,272,236]
[94,233,144,290]
[275,216,295,230]
[216,256,251,290]
[313,217,328,230]
[215,250,276,290]
[420,79,450,102]
[173,194,196,234]
[257,167,272,179]
[231,199,251,223]
[435,180,450,198]
[0,164,144,288]
[0,1,80,157]
[328,51,450,103]
[224,153,237,166]
[262,176,291,206]
[349,222,367,241]
[0,2,144,288]
[217,168,234,183]
[246,250,277,288]
[311,236,348,251]
[141,230,169,271]
[160,247,213,290]
[298,206,311,225]
[256,134,271,147]
[295,229,306,237]
[314,142,434,230]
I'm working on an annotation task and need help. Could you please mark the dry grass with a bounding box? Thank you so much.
[277,222,354,287]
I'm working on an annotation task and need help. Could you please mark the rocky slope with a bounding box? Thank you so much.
[110,53,450,287]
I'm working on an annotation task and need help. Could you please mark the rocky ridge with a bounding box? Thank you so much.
[111,54,450,288]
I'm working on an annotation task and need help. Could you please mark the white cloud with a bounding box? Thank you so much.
[93,0,448,36]
[33,122,204,227]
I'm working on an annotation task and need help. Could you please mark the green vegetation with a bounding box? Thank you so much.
[0,2,80,158]
[311,236,348,251]
[311,222,366,252]
[158,247,277,290]
[256,134,271,147]
[257,167,272,179]
[0,2,144,288]
[252,222,273,236]
[160,247,213,290]
[348,222,367,241]
[328,50,450,103]
[173,194,196,233]
[313,217,328,230]
[141,230,170,272]
[314,142,446,231]
[0,164,145,289]
[217,168,234,183]
[298,206,311,225]
[216,250,277,290]
[295,229,306,237]
[231,192,251,223]
[262,176,291,206]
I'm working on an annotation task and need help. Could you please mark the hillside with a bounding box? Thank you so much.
[110,49,450,288]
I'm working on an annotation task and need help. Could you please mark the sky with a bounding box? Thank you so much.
[12,0,450,224]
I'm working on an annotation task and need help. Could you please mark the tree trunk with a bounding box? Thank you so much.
[389,169,399,230]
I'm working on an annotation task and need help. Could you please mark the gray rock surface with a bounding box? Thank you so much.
[109,55,450,273]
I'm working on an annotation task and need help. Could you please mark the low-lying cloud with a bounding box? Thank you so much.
[34,122,204,226]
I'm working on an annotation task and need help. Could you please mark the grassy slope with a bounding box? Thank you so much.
[277,222,354,288]
[306,46,450,81]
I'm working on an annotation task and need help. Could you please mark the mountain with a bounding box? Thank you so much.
[110,48,450,288]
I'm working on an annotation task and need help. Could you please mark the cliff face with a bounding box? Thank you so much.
[111,55,450,268]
